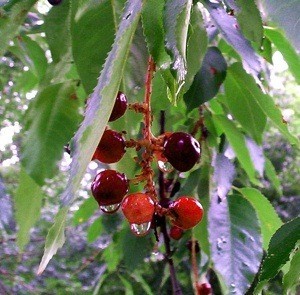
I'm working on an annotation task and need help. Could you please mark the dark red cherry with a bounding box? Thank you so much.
[197,282,212,295]
[91,170,128,207]
[92,129,125,163]
[48,0,63,5]
[163,132,200,172]
[109,91,128,122]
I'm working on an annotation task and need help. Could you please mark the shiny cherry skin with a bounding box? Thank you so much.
[92,129,125,163]
[169,225,184,240]
[91,170,128,206]
[169,196,204,230]
[48,0,63,5]
[121,193,155,224]
[109,91,128,122]
[163,132,200,172]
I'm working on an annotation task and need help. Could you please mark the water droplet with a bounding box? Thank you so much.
[130,222,151,236]
[158,160,174,173]
[100,203,120,214]
[217,238,223,251]
[249,235,255,242]
[230,283,237,293]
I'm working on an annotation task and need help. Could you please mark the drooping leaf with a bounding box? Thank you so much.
[119,275,135,295]
[132,273,154,295]
[264,27,300,84]
[184,4,208,92]
[235,0,263,45]
[12,35,47,81]
[212,153,236,201]
[262,0,300,52]
[245,137,265,177]
[184,47,227,111]
[226,63,298,145]
[224,64,266,144]
[87,217,104,243]
[213,115,258,184]
[264,157,282,195]
[202,0,261,75]
[164,0,192,85]
[44,0,71,63]
[283,248,300,294]
[142,0,170,66]
[22,81,81,186]
[238,188,282,250]
[0,0,37,57]
[258,217,300,286]
[14,168,43,251]
[73,197,98,226]
[37,207,69,275]
[208,194,263,295]
[71,0,116,94]
[38,1,143,274]
[121,227,153,271]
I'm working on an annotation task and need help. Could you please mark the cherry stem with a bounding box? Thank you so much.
[141,56,157,198]
[158,110,183,295]
[191,234,200,294]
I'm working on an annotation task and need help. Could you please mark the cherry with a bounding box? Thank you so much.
[91,170,128,208]
[169,225,184,240]
[196,282,212,295]
[48,0,63,5]
[109,91,128,122]
[163,132,200,172]
[121,193,155,224]
[92,129,125,163]
[169,196,204,230]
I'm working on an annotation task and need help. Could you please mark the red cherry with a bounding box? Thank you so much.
[121,193,155,224]
[48,0,63,5]
[91,170,128,207]
[197,282,212,295]
[109,91,128,122]
[169,225,184,240]
[92,129,125,163]
[169,196,204,230]
[163,132,200,172]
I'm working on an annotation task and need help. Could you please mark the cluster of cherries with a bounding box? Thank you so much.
[90,92,204,237]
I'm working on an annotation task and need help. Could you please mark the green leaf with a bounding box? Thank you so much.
[87,217,103,243]
[0,0,37,57]
[226,63,298,145]
[224,63,266,144]
[14,168,43,251]
[264,27,300,84]
[184,47,227,111]
[103,240,122,272]
[22,81,81,185]
[264,157,282,195]
[184,4,208,92]
[13,35,47,80]
[142,0,169,66]
[283,247,300,294]
[257,217,300,290]
[73,197,98,226]
[38,0,143,274]
[132,273,154,295]
[164,0,192,85]
[208,194,263,295]
[37,207,69,275]
[119,275,134,295]
[238,188,282,250]
[235,0,263,45]
[121,227,153,271]
[44,0,71,63]
[213,115,258,184]
[263,0,300,51]
[71,0,116,94]
[202,0,261,75]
